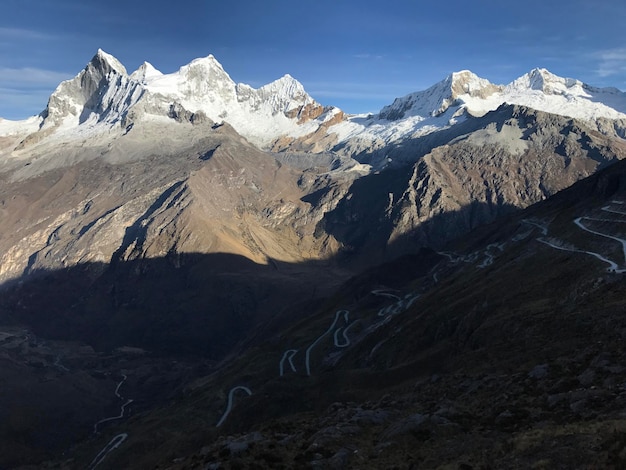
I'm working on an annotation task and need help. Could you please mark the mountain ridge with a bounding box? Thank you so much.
[3,50,626,160]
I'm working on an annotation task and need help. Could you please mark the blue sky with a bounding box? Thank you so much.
[1,0,625,119]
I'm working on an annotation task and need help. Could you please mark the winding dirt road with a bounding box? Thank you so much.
[216,386,253,427]
[88,433,128,470]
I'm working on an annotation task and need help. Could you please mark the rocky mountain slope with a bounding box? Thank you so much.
[2,51,626,276]
[21,137,626,470]
[318,104,626,264]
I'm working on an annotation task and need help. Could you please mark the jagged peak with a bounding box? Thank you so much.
[260,74,307,95]
[249,74,315,116]
[176,54,234,88]
[445,70,499,98]
[130,61,162,82]
[92,49,128,77]
[448,69,481,83]
[183,54,226,72]
[379,70,499,120]
[277,73,297,83]
[508,68,583,93]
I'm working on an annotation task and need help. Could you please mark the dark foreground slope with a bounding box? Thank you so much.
[42,154,626,469]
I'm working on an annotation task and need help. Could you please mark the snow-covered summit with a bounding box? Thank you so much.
[3,51,626,159]
[137,53,327,144]
[95,48,128,76]
[375,67,626,126]
[3,49,333,148]
[488,68,626,120]
[252,74,316,115]
[320,68,626,154]
[39,49,141,131]
[379,70,501,121]
[146,54,238,109]
[130,61,162,83]
[507,68,584,95]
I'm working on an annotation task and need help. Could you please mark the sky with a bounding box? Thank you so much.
[1,0,625,120]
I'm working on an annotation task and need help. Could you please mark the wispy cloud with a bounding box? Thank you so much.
[353,53,384,60]
[0,87,49,119]
[0,67,73,87]
[595,48,626,78]
[500,25,532,35]
[0,27,54,41]
[0,68,72,119]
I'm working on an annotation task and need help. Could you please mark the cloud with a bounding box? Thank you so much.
[500,25,532,35]
[0,68,72,119]
[0,87,49,119]
[595,48,626,78]
[353,53,384,60]
[0,27,54,41]
[0,67,72,87]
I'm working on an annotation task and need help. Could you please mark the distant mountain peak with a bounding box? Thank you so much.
[93,48,128,77]
[271,73,301,87]
[37,49,143,130]
[446,70,501,99]
[182,54,228,74]
[12,49,332,149]
[379,70,500,121]
[6,50,626,158]
[259,74,308,98]
[130,61,162,83]
[174,54,236,98]
[508,68,584,95]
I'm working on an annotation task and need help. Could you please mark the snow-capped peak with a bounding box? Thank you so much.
[447,70,501,98]
[130,61,162,83]
[379,70,499,120]
[375,66,626,128]
[133,53,324,144]
[14,49,331,148]
[273,74,300,87]
[179,54,230,78]
[163,54,236,104]
[255,74,314,113]
[507,68,584,95]
[94,48,128,77]
[9,50,626,160]
[35,50,145,132]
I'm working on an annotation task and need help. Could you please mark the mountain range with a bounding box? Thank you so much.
[1,50,626,468]
[3,50,626,158]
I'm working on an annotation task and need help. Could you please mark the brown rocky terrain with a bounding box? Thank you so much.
[317,105,626,266]
[55,155,626,470]
[2,103,626,468]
